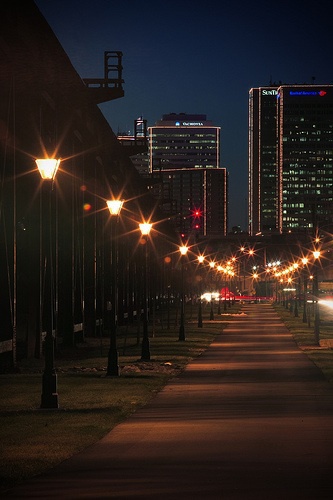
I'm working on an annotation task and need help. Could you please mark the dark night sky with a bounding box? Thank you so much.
[35,0,332,230]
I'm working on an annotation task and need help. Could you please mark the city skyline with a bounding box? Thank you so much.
[35,0,332,229]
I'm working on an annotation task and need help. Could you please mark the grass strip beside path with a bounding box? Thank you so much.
[273,303,333,383]
[0,309,235,492]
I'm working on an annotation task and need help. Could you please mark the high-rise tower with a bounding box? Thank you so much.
[249,87,278,235]
[249,84,333,235]
[148,113,228,239]
[277,85,333,233]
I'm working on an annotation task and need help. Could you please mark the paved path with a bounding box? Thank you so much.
[5,304,333,499]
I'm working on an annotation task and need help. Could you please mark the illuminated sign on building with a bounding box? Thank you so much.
[176,121,204,126]
[261,89,278,96]
[289,90,327,96]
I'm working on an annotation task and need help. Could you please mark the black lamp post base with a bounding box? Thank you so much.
[198,302,203,328]
[141,337,150,361]
[106,349,120,376]
[41,372,59,409]
[178,325,185,341]
[314,307,320,345]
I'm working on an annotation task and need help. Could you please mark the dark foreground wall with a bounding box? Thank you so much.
[0,1,177,370]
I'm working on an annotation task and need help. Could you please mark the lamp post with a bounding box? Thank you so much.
[287,276,294,313]
[36,158,60,409]
[253,271,259,303]
[301,257,309,323]
[179,244,188,341]
[313,249,321,344]
[229,269,235,305]
[223,269,228,311]
[217,265,223,314]
[209,261,215,320]
[278,279,282,304]
[294,275,300,317]
[139,222,152,360]
[293,263,299,317]
[197,255,204,328]
[227,267,233,307]
[106,199,124,376]
[240,246,246,294]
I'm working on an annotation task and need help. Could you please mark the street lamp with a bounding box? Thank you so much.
[217,265,223,314]
[253,271,259,303]
[292,263,299,317]
[36,158,60,180]
[36,158,60,409]
[106,199,124,376]
[209,261,215,319]
[223,268,228,311]
[179,244,188,340]
[229,269,235,305]
[239,246,246,294]
[301,257,309,323]
[312,249,321,344]
[197,255,205,327]
[139,222,152,360]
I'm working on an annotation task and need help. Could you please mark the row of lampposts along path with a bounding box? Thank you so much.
[106,216,154,370]
[36,156,232,408]
[35,157,157,408]
[272,247,322,345]
[35,160,266,409]
[32,159,325,411]
[34,168,252,409]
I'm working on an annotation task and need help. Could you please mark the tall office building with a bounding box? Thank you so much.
[148,113,228,238]
[249,87,278,235]
[249,84,333,235]
[277,85,333,233]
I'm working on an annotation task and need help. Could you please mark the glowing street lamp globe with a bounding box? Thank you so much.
[35,158,61,180]
[179,245,188,256]
[139,222,153,236]
[107,199,124,216]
